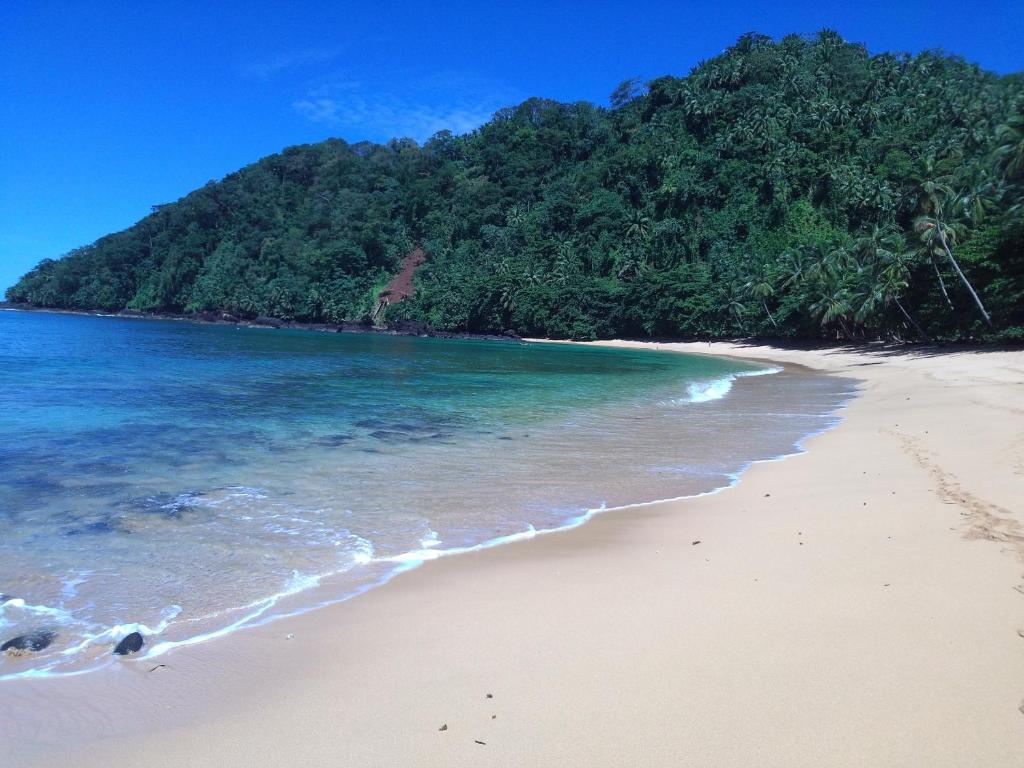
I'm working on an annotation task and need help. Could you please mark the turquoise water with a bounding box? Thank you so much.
[0,310,853,678]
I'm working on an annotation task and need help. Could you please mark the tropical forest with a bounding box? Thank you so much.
[7,31,1024,341]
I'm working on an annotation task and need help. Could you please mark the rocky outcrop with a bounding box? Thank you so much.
[113,631,145,655]
[2,629,55,655]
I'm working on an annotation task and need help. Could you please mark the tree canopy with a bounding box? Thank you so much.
[8,31,1024,341]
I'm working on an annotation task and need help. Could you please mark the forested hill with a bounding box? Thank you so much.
[8,32,1024,341]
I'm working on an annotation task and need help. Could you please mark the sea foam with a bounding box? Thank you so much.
[682,366,784,403]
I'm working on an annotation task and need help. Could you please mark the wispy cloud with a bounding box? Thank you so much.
[291,71,519,142]
[243,48,340,79]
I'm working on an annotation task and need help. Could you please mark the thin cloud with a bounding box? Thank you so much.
[291,73,518,142]
[243,49,340,79]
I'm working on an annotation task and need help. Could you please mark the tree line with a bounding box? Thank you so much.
[8,31,1024,341]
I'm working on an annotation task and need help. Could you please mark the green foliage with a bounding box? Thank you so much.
[8,32,1024,341]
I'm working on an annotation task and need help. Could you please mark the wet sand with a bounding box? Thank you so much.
[4,341,1023,767]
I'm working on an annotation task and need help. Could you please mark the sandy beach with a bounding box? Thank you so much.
[4,340,1023,767]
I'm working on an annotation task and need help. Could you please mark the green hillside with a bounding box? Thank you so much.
[8,31,1024,340]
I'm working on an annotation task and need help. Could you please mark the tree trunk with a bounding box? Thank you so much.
[930,256,954,310]
[762,299,778,328]
[935,221,992,327]
[894,296,929,341]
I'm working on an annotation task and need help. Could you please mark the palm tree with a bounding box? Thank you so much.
[914,207,992,326]
[807,248,864,339]
[624,210,652,241]
[743,264,779,328]
[953,163,1002,226]
[904,156,954,217]
[809,275,855,339]
[857,232,928,340]
[726,284,747,328]
[778,248,813,290]
[993,108,1024,182]
[499,284,518,314]
[878,260,928,341]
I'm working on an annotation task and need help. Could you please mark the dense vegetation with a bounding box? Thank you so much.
[8,32,1024,341]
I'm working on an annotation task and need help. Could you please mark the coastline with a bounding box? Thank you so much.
[3,341,1024,766]
[0,303,523,343]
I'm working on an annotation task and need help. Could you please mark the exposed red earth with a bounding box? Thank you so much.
[380,248,426,304]
[372,247,426,322]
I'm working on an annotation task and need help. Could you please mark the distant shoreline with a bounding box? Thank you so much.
[0,302,521,343]
[4,301,1020,356]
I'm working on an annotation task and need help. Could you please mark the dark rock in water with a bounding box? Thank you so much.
[113,631,145,656]
[0,594,10,603]
[2,629,56,654]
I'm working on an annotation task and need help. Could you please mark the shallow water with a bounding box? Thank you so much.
[0,311,855,678]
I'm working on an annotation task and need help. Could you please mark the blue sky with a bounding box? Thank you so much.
[2,0,1022,293]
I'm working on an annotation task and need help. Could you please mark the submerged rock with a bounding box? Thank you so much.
[2,629,56,655]
[113,631,145,656]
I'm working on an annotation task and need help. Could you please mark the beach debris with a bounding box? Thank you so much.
[883,583,891,587]
[691,540,701,546]
[148,664,166,673]
[492,715,497,720]
[764,493,771,498]
[485,693,493,699]
[2,629,55,656]
[113,631,145,656]
[286,633,294,640]
[438,724,448,731]
[1016,628,1024,639]
[475,740,487,745]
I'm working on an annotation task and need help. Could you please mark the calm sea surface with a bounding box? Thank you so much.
[0,310,855,678]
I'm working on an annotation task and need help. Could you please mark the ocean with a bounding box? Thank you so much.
[0,310,855,679]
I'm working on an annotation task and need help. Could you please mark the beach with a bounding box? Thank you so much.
[4,340,1023,767]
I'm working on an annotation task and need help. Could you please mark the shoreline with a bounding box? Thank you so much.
[0,303,523,343]
[3,341,1023,766]
[0,344,835,684]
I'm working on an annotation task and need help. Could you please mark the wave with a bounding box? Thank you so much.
[681,366,784,404]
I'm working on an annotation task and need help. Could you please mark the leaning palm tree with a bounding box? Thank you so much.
[914,203,992,326]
